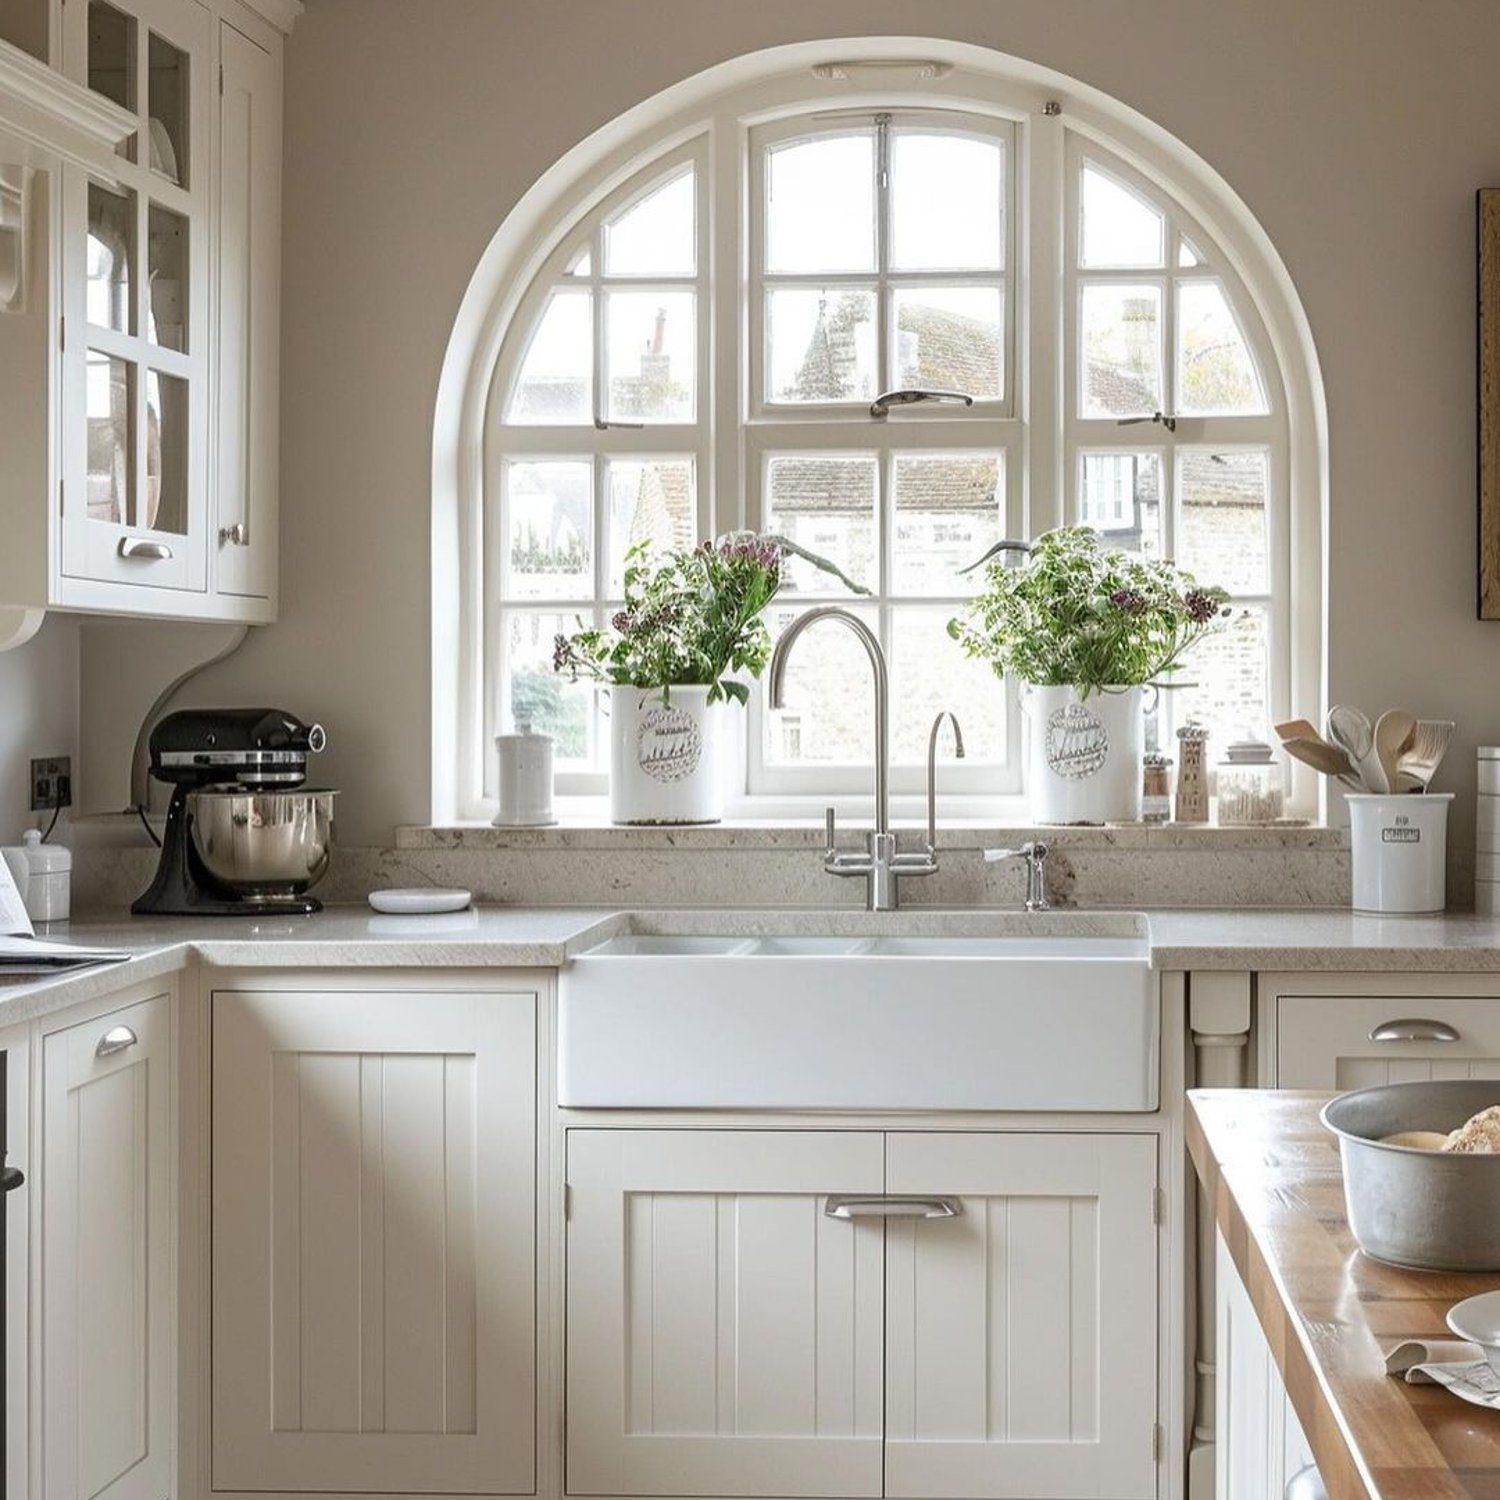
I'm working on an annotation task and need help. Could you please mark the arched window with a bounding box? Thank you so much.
[439,42,1325,822]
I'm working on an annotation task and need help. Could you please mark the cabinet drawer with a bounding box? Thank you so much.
[1276,995,1500,1089]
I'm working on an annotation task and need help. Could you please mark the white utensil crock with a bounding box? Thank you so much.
[1348,793,1452,914]
[493,724,555,826]
[1022,683,1144,824]
[608,684,724,825]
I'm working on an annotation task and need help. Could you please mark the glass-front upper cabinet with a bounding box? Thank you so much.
[59,0,210,595]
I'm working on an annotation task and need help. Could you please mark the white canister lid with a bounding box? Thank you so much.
[495,721,553,746]
[20,828,70,873]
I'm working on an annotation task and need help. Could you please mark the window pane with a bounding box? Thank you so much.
[606,290,695,422]
[506,289,591,424]
[1171,604,1269,746]
[890,608,1005,763]
[1178,237,1203,268]
[766,288,876,404]
[894,286,1003,401]
[763,603,878,765]
[566,245,591,276]
[1176,280,1267,416]
[604,168,694,277]
[766,132,875,274]
[503,610,595,761]
[1080,164,1163,268]
[144,368,188,533]
[764,454,876,594]
[1078,451,1162,557]
[1081,283,1162,416]
[147,31,187,186]
[147,202,187,350]
[505,460,592,600]
[87,181,133,332]
[890,131,1003,271]
[85,350,132,523]
[1178,449,1268,594]
[892,453,1002,595]
[606,458,696,592]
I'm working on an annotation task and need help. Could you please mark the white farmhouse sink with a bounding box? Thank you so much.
[558,925,1157,1112]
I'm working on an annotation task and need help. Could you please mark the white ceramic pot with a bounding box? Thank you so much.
[1347,793,1452,914]
[608,684,725,825]
[1022,683,1144,824]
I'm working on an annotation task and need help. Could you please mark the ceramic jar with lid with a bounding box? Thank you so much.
[1,828,71,922]
[493,722,556,826]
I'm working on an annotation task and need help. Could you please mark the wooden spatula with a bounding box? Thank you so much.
[1282,735,1361,788]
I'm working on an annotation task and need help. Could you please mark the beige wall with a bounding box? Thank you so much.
[172,0,1500,856]
[0,617,78,842]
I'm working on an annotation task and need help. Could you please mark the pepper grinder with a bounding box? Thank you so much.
[1174,723,1209,823]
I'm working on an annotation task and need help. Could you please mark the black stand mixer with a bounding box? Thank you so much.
[132,709,335,916]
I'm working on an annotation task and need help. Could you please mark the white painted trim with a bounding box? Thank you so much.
[227,0,302,35]
[430,36,1328,826]
[0,35,135,170]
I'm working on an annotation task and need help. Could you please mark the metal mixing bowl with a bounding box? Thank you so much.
[188,787,337,898]
[1322,1080,1500,1271]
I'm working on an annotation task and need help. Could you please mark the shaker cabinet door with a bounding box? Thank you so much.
[883,1132,1160,1500]
[566,1129,886,1498]
[212,987,537,1495]
[41,993,173,1500]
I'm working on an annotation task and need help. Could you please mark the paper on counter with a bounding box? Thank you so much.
[0,854,31,938]
[1386,1339,1500,1409]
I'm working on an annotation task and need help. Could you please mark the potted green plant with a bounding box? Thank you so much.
[554,533,862,823]
[949,526,1229,822]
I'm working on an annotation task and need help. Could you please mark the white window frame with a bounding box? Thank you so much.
[435,41,1328,826]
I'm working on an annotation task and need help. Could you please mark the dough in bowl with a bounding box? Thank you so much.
[1380,1129,1450,1150]
[1443,1104,1500,1154]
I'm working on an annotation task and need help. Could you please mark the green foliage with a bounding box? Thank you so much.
[947,526,1230,695]
[553,533,865,704]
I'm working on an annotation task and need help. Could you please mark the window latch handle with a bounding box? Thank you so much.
[869,387,975,420]
[1117,410,1177,432]
[593,415,645,431]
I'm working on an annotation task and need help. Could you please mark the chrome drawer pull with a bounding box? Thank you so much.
[95,1025,138,1058]
[118,537,173,561]
[824,1194,961,1220]
[1370,1018,1460,1043]
[218,522,248,546]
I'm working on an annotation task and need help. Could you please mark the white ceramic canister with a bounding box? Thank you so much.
[0,828,71,922]
[493,722,555,827]
[1347,793,1453,914]
[608,683,724,825]
[1022,683,1144,824]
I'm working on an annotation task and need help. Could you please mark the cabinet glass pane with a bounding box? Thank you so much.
[1081,283,1162,417]
[606,458,696,592]
[147,203,187,350]
[504,459,592,600]
[605,290,694,423]
[88,1,136,160]
[87,182,133,333]
[892,453,1002,595]
[764,455,876,595]
[766,288,876,404]
[604,168,694,277]
[145,369,188,533]
[85,351,132,524]
[147,32,187,186]
[890,132,1004,272]
[506,290,591,425]
[765,132,875,275]
[894,286,1003,400]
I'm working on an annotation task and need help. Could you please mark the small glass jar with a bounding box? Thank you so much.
[1215,740,1284,826]
[1141,752,1172,823]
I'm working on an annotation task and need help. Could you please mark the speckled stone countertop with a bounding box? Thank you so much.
[7,905,1500,1027]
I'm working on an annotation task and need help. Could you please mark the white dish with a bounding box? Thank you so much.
[367,887,472,915]
[1446,1290,1500,1378]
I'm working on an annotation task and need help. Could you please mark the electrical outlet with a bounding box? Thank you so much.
[30,755,71,812]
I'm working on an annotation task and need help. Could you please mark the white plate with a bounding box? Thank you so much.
[1447,1290,1500,1376]
[367,888,472,915]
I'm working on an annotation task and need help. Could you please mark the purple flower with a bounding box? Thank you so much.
[1183,589,1218,625]
[611,610,632,633]
[1109,587,1146,615]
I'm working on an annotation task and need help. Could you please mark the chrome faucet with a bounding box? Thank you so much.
[767,607,963,910]
[984,840,1051,911]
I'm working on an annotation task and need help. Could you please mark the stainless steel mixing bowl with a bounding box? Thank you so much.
[1321,1079,1500,1271]
[188,787,337,898]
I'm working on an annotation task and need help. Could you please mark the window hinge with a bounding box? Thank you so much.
[58,314,64,351]
[563,1182,572,1221]
[1152,1422,1164,1462]
[58,479,64,515]
[219,62,224,95]
[1151,1186,1165,1226]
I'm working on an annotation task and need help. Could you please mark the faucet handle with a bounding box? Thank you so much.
[983,840,1048,864]
[824,806,837,859]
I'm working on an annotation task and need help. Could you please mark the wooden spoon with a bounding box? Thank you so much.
[1274,718,1327,746]
[1282,735,1361,788]
[1373,709,1417,795]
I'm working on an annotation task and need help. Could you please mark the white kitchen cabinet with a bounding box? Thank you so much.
[212,986,537,1496]
[566,1129,886,1498]
[884,1132,1160,1500]
[1272,993,1500,1089]
[566,1129,1162,1500]
[40,990,174,1500]
[2,1023,32,1500]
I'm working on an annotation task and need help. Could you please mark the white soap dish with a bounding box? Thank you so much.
[368,887,473,915]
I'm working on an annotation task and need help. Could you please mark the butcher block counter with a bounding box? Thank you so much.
[1188,1089,1500,1500]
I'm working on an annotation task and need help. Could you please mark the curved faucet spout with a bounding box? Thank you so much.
[768,606,889,834]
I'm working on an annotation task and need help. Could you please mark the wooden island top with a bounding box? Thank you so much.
[1187,1089,1500,1500]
